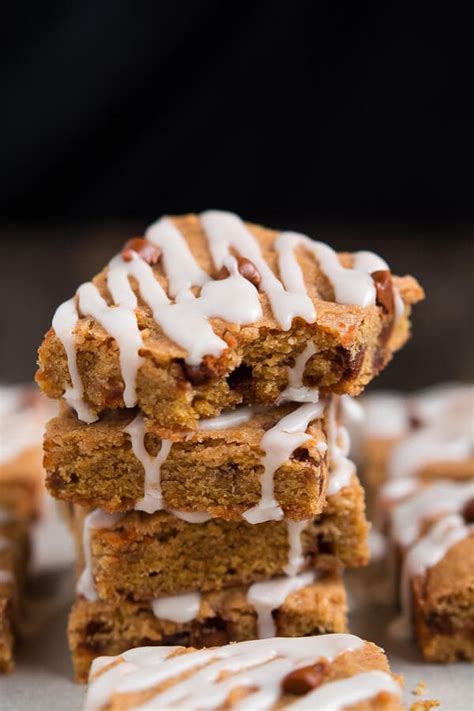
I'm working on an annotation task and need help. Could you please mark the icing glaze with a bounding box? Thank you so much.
[198,406,254,430]
[151,592,201,624]
[0,384,52,465]
[284,520,309,576]
[390,480,474,548]
[201,212,316,331]
[277,343,319,403]
[52,299,97,423]
[85,634,365,711]
[289,669,401,711]
[326,398,356,495]
[243,402,324,523]
[124,414,172,514]
[77,510,122,602]
[247,571,316,638]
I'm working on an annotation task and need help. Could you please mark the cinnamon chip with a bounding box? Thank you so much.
[281,660,328,695]
[462,498,474,524]
[121,237,162,265]
[371,269,395,316]
[217,256,261,288]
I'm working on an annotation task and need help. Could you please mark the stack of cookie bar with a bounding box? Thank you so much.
[359,384,474,661]
[0,385,50,671]
[35,211,423,681]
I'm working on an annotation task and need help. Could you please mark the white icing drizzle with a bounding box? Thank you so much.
[284,520,309,575]
[0,384,53,464]
[85,634,365,711]
[410,383,474,427]
[278,343,319,403]
[247,571,315,638]
[151,592,201,624]
[353,250,404,321]
[169,510,212,523]
[368,529,387,562]
[146,216,209,298]
[52,299,97,423]
[361,392,410,439]
[276,232,377,308]
[243,402,324,524]
[201,211,316,331]
[388,425,473,480]
[289,669,401,711]
[124,414,172,514]
[379,477,420,502]
[77,510,122,602]
[198,406,254,430]
[390,480,474,548]
[326,398,356,496]
[77,275,144,409]
[393,514,473,640]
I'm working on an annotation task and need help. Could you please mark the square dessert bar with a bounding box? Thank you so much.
[69,570,347,682]
[72,474,369,602]
[44,402,328,521]
[0,511,30,672]
[410,522,474,662]
[382,478,474,662]
[36,211,423,429]
[83,634,403,711]
[359,384,474,504]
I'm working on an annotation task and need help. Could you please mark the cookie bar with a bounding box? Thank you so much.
[0,510,30,672]
[83,634,403,711]
[359,385,474,505]
[382,477,474,661]
[36,211,423,429]
[69,570,347,682]
[72,474,369,602]
[44,402,328,521]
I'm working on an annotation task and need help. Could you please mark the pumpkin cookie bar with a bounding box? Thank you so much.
[83,634,403,711]
[36,212,423,429]
[71,474,368,602]
[44,402,329,521]
[69,570,347,682]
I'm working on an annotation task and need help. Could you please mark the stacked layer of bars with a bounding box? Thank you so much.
[0,385,50,671]
[359,384,474,661]
[36,211,423,681]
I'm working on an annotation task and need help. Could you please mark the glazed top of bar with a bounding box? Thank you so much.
[39,211,423,424]
[84,634,401,711]
[361,383,474,479]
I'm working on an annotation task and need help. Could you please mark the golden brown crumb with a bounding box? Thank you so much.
[412,681,427,696]
[410,700,440,711]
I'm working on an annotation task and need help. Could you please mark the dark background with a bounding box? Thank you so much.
[0,2,472,387]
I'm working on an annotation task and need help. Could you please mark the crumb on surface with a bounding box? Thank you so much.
[410,700,440,711]
[412,681,427,696]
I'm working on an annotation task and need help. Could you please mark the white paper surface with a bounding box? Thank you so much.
[1,499,473,710]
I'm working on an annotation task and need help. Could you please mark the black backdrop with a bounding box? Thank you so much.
[0,2,472,385]
[0,1,471,220]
